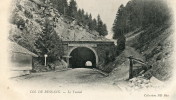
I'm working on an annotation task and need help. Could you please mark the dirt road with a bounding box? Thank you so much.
[12,68,121,90]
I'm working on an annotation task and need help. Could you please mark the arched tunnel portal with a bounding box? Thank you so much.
[68,47,98,68]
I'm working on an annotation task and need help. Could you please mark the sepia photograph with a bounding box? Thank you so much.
[0,0,176,100]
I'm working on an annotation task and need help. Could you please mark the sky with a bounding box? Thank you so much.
[75,0,130,39]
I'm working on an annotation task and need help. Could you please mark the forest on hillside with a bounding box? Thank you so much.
[112,0,171,39]
[112,0,171,56]
[50,0,108,36]
[111,0,173,81]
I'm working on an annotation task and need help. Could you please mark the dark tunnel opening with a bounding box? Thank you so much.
[69,47,96,68]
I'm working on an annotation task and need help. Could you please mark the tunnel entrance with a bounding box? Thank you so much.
[69,47,96,68]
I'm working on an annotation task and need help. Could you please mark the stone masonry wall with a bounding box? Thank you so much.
[62,42,116,72]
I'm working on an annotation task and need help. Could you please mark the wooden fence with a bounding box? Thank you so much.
[127,56,152,79]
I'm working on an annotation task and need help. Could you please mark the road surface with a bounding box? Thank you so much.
[12,68,121,90]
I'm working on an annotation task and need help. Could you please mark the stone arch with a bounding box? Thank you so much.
[67,46,98,68]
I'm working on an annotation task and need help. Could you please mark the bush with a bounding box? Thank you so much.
[105,51,115,64]
[10,14,25,29]
[16,4,22,11]
[151,47,162,56]
[35,19,42,25]
[156,54,163,61]
[24,10,33,19]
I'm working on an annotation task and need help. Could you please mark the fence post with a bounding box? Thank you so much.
[129,56,133,79]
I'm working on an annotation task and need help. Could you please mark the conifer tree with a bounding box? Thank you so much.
[97,15,108,36]
[112,0,170,39]
[50,0,108,36]
[50,0,68,15]
[102,24,108,36]
[112,4,124,39]
[35,18,63,62]
[68,0,77,18]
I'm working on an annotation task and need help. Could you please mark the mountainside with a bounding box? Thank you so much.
[9,0,174,82]
[109,0,173,82]
[126,25,173,81]
[108,25,173,82]
[9,0,107,53]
